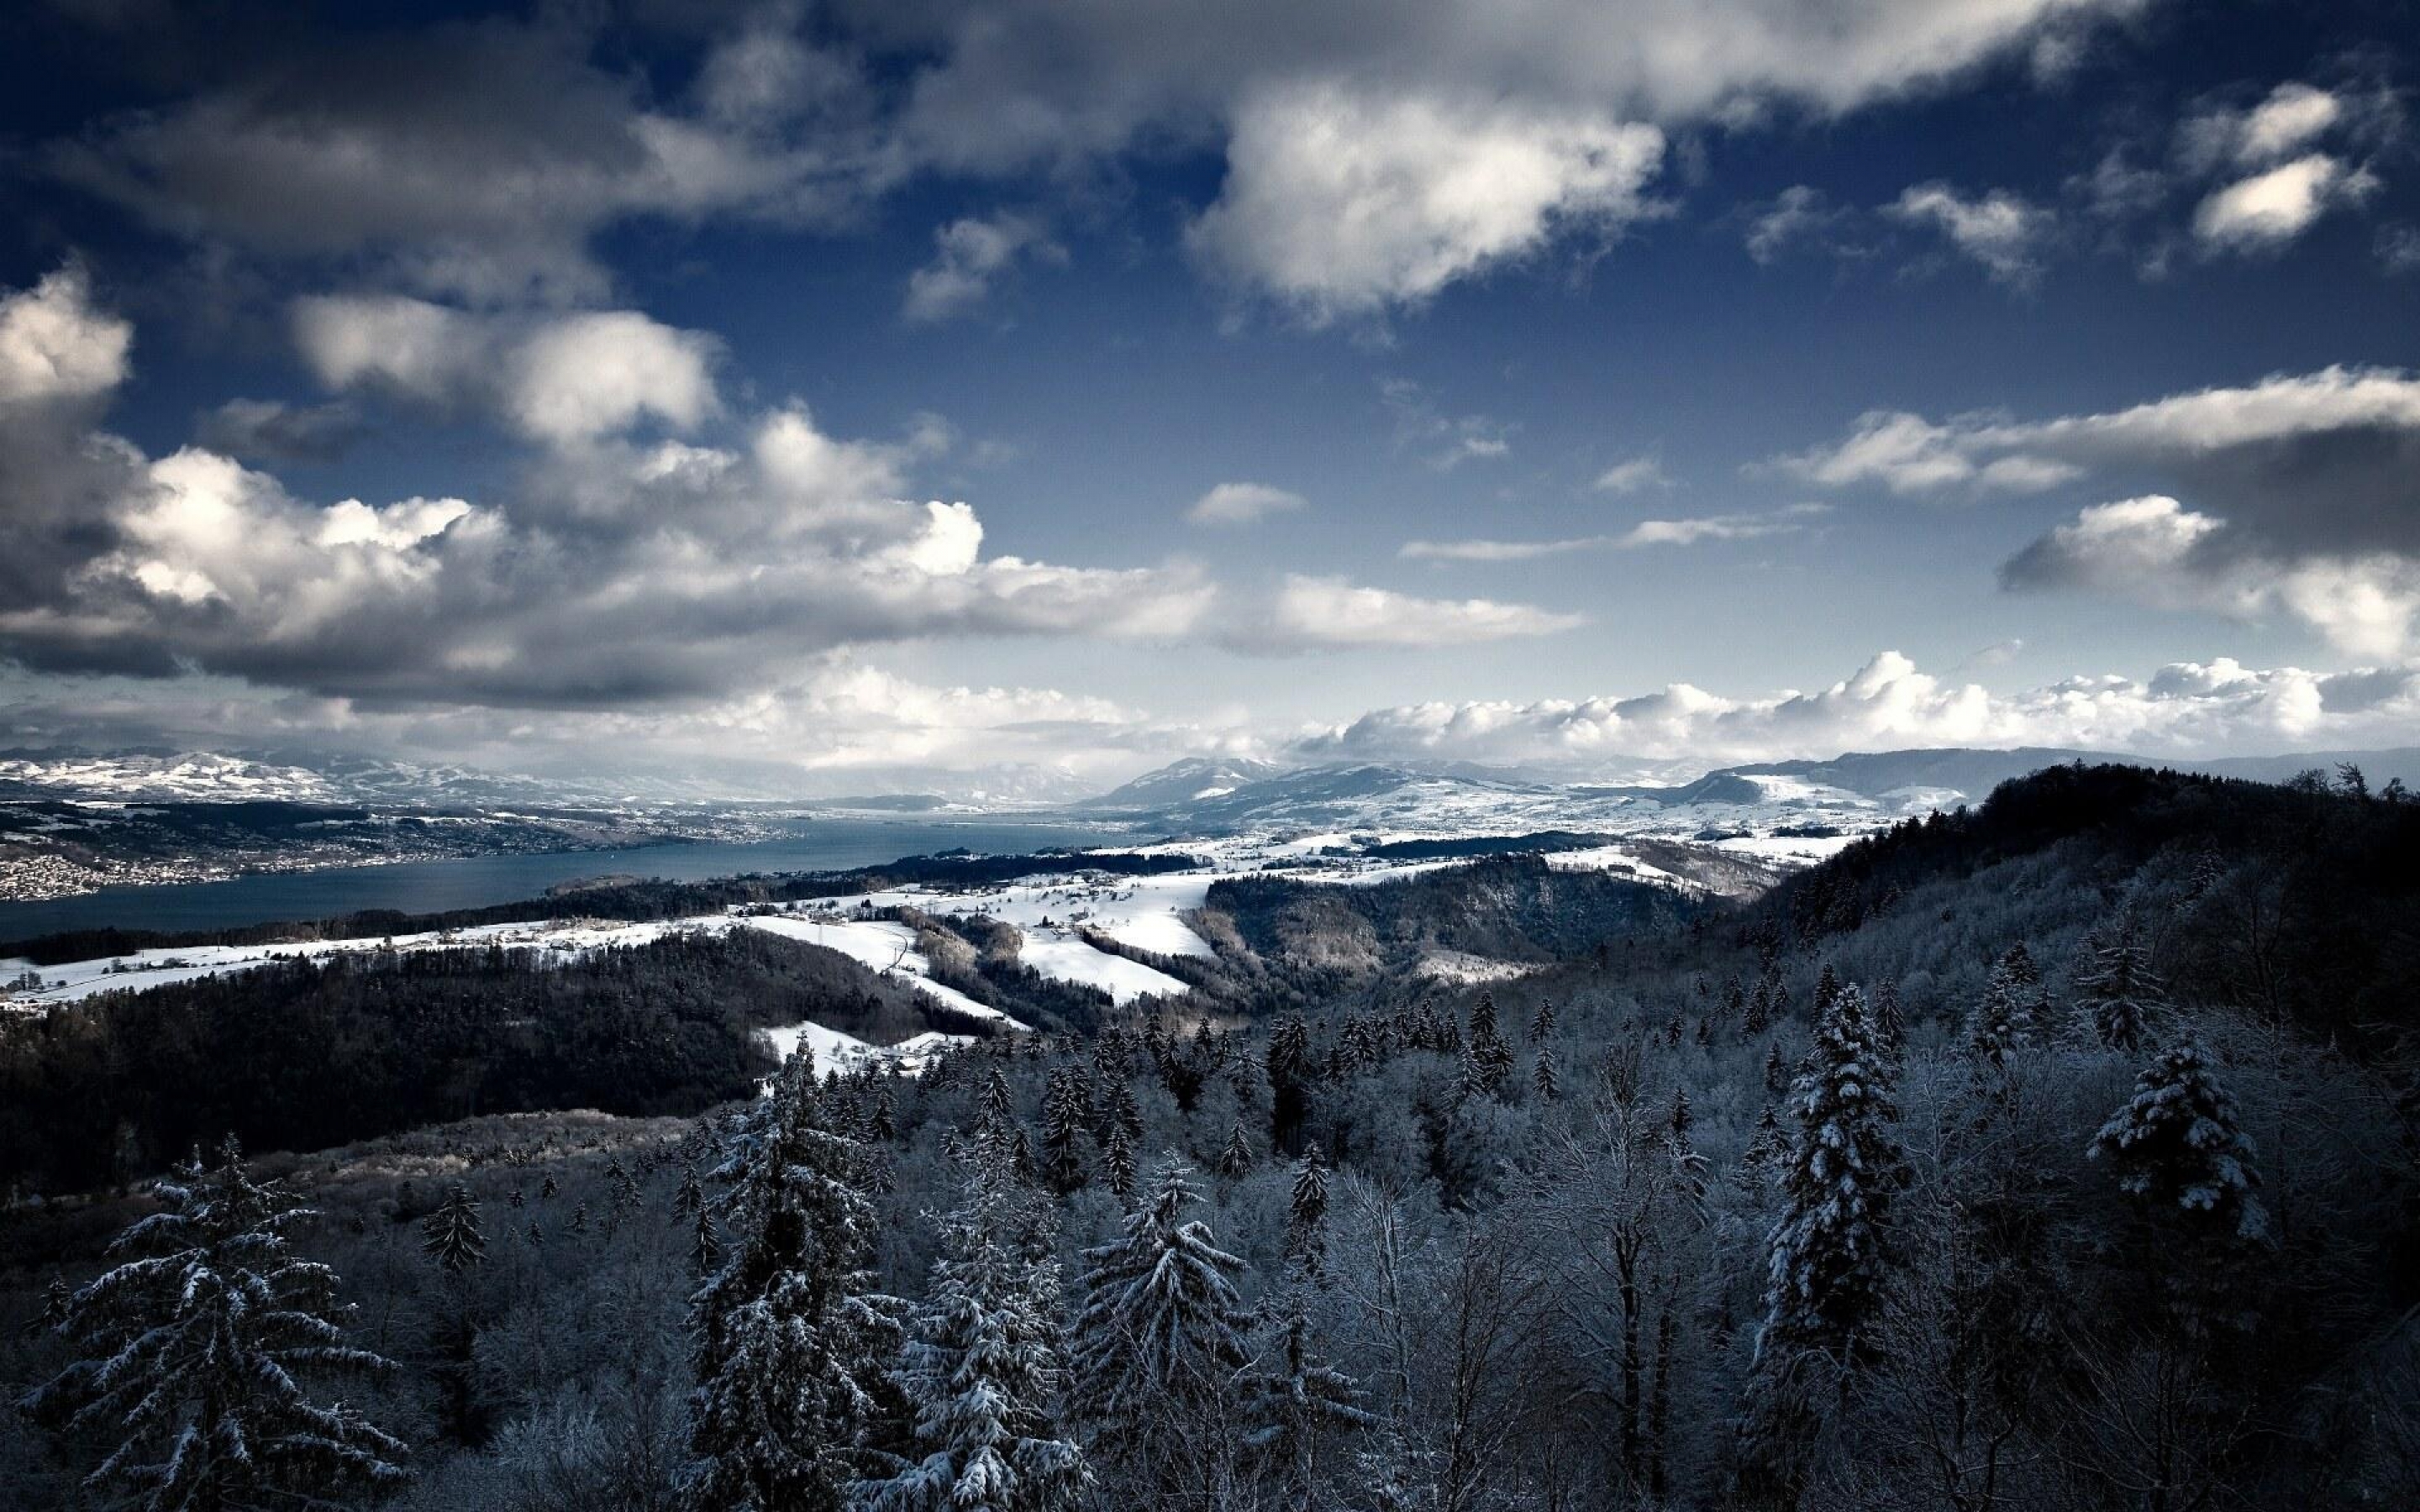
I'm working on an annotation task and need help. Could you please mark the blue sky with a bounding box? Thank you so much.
[3,0,2418,793]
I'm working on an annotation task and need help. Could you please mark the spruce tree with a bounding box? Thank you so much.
[25,1137,406,1510]
[1757,983,1907,1370]
[1528,998,1558,1044]
[2087,1040,2269,1243]
[421,1181,486,1273]
[1465,990,1515,1098]
[1741,984,1909,1505]
[1069,1158,1255,1478]
[1285,1147,1330,1276]
[686,1053,902,1512]
[1242,1286,1374,1511]
[1217,1119,1255,1180]
[859,1157,1090,1512]
[1966,958,2030,1076]
[1039,1068,1091,1194]
[2077,910,2165,1053]
[1100,1122,1139,1202]
[1533,1047,1561,1102]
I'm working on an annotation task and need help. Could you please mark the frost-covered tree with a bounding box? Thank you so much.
[1528,998,1558,1044]
[685,1053,902,1512]
[1742,983,1908,1504]
[1463,990,1515,1099]
[1242,1287,1374,1511]
[422,1180,486,1273]
[1285,1147,1329,1275]
[1039,1068,1091,1194]
[1217,1119,1255,1181]
[24,1136,406,1511]
[2087,1040,2269,1244]
[1966,958,2031,1076]
[1533,1047,1561,1102]
[858,1158,1089,1512]
[1069,1158,1255,1490]
[1099,1122,1139,1202]
[2077,911,2165,1053]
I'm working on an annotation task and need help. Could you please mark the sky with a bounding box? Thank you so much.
[3,0,2419,795]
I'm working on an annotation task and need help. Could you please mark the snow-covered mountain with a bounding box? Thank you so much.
[0,749,628,806]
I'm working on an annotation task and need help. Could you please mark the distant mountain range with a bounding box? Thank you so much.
[6,743,2414,827]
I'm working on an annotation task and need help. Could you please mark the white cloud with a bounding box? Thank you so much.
[903,212,1065,323]
[1786,366,2420,654]
[1591,455,1670,493]
[293,296,720,444]
[1400,504,1824,559]
[1888,181,2054,285]
[1186,481,1307,526]
[1293,649,2420,767]
[1241,574,1583,650]
[0,265,131,406]
[2233,82,2344,165]
[2191,153,2375,253]
[1188,81,1663,321]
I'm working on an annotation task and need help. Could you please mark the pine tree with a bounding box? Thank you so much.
[859,1158,1090,1512]
[1532,1047,1561,1102]
[691,1206,725,1278]
[1069,1158,1255,1478]
[421,1181,486,1274]
[1870,978,1906,1053]
[1040,1068,1091,1194]
[2078,910,2165,1053]
[1966,958,2030,1076]
[1285,1147,1330,1276]
[1763,1040,1788,1096]
[1740,984,1908,1505]
[1242,1287,1374,1511]
[2087,1040,2269,1243]
[1528,998,1558,1044]
[686,1053,902,1512]
[1100,1122,1139,1202]
[1464,990,1515,1098]
[1217,1119,1255,1180]
[25,1137,407,1509]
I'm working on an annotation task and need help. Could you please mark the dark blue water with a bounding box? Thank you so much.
[0,817,1137,941]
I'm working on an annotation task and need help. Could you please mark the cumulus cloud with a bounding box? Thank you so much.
[1888,181,2054,285]
[1237,575,1584,651]
[292,296,721,444]
[0,271,1218,711]
[38,3,2143,314]
[0,265,130,407]
[1292,649,2420,768]
[47,16,899,302]
[1592,456,1670,493]
[1400,504,1826,559]
[2191,154,2376,253]
[1186,481,1307,526]
[1783,366,2420,653]
[1188,81,1664,320]
[903,211,1065,323]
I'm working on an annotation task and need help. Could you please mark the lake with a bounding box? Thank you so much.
[0,816,1142,941]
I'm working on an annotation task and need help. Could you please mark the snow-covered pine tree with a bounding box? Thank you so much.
[1533,1046,1561,1102]
[1528,998,1558,1044]
[1465,990,1515,1098]
[1100,1122,1139,1201]
[422,1180,486,1273]
[1871,978,1906,1054]
[24,1136,407,1509]
[1069,1157,1255,1484]
[1763,1041,1788,1096]
[2077,910,2166,1053]
[858,1155,1090,1512]
[1039,1068,1090,1194]
[686,1052,902,1512]
[1241,1286,1374,1511]
[1218,1119,1255,1180]
[1740,983,1909,1505]
[1966,958,2030,1077]
[1285,1147,1330,1276]
[1757,982,1908,1371]
[2086,1039,2269,1244]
